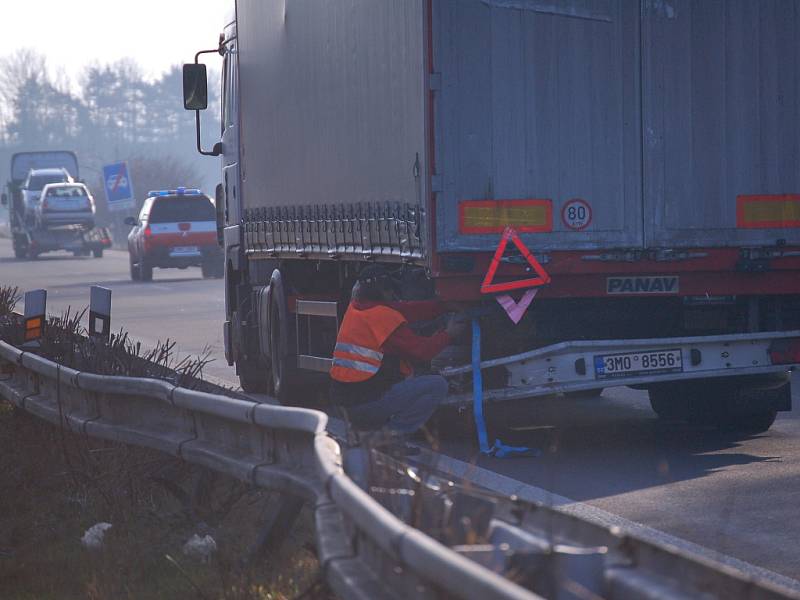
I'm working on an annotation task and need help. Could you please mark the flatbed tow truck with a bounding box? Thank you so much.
[2,151,112,260]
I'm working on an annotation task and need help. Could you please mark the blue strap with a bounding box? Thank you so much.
[472,318,540,459]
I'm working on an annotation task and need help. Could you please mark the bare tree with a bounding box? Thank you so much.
[0,49,48,135]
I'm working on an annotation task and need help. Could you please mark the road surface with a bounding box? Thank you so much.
[2,241,799,584]
[0,245,233,383]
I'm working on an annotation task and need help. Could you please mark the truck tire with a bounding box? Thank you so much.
[92,249,103,258]
[650,378,782,433]
[139,260,153,282]
[649,386,691,421]
[718,409,778,434]
[270,284,291,403]
[704,376,785,434]
[13,242,26,260]
[268,270,299,405]
[236,356,272,393]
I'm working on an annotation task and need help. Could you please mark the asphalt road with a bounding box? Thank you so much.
[2,240,799,584]
[0,243,234,383]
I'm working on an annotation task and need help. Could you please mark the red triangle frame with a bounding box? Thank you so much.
[480,227,551,294]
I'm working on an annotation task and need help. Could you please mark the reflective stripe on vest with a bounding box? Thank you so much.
[331,357,380,375]
[334,342,383,362]
[330,303,407,383]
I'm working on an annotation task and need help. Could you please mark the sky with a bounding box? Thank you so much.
[0,0,232,84]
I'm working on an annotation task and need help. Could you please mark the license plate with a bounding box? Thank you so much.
[170,246,199,256]
[594,348,683,380]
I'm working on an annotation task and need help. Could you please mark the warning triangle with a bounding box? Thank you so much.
[481,227,550,294]
[495,288,539,324]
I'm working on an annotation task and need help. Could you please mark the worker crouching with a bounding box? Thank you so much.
[330,265,465,438]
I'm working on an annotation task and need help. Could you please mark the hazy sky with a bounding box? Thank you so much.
[0,1,232,83]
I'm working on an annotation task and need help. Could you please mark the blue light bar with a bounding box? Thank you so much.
[146,188,203,197]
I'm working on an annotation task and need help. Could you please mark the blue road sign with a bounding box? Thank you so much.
[102,161,135,211]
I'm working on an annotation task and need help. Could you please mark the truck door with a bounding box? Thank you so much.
[642,0,800,248]
[221,31,241,229]
[433,0,643,253]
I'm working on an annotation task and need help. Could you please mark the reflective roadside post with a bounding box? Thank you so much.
[23,289,47,345]
[89,286,111,341]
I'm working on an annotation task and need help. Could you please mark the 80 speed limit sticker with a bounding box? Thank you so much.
[561,198,592,231]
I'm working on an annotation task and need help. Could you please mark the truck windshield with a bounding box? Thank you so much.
[148,197,215,223]
[27,174,67,191]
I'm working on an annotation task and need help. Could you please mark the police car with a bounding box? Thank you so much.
[125,188,222,282]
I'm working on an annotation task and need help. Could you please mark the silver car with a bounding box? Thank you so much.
[35,182,96,229]
[21,167,74,221]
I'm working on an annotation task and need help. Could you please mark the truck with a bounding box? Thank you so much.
[2,151,111,260]
[183,0,800,433]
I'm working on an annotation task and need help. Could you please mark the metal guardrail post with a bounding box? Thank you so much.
[22,289,46,344]
[88,285,111,341]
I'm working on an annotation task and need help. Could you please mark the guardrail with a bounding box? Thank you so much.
[0,339,537,599]
[1,338,799,600]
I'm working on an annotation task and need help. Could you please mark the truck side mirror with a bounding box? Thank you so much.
[123,216,137,226]
[183,64,208,110]
[184,57,220,157]
[1,193,6,206]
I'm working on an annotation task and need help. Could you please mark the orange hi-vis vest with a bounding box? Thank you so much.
[330,303,407,383]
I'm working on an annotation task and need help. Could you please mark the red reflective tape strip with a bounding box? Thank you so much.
[480,227,550,294]
[736,194,800,229]
[459,199,552,234]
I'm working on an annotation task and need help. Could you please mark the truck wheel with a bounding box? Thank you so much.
[702,377,784,434]
[130,255,141,281]
[718,409,778,434]
[651,378,782,433]
[139,260,153,282]
[92,249,103,258]
[649,385,691,421]
[270,291,292,403]
[236,357,272,393]
[13,243,26,260]
[269,270,298,405]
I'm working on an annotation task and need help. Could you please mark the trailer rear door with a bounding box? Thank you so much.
[433,0,800,254]
[642,0,800,248]
[432,0,643,252]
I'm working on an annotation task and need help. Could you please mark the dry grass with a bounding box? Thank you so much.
[0,285,223,392]
[0,404,326,600]
[0,285,326,599]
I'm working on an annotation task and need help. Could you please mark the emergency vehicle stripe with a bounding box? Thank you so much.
[331,358,380,374]
[334,342,383,362]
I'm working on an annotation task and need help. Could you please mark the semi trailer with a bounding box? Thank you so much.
[184,0,800,432]
[2,151,111,259]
